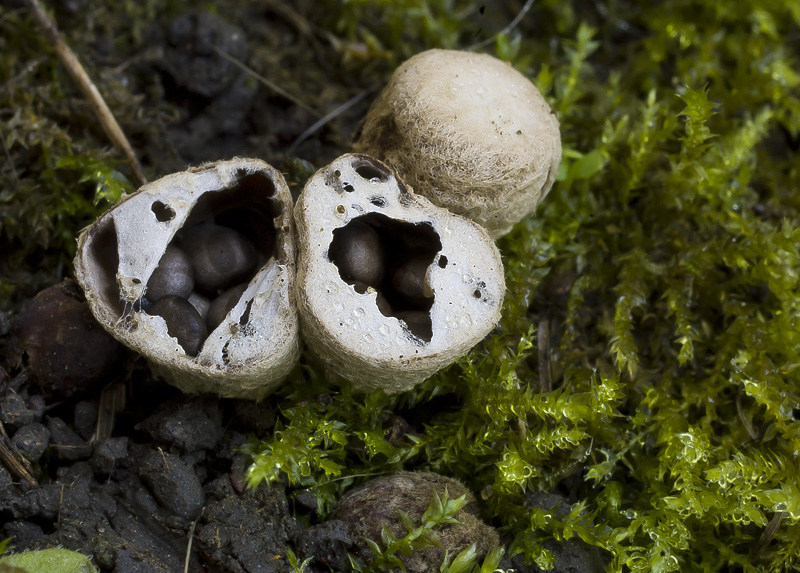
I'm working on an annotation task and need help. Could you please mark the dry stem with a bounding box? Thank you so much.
[25,0,147,186]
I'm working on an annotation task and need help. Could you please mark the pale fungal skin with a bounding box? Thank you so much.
[74,158,300,399]
[354,48,562,239]
[294,153,504,394]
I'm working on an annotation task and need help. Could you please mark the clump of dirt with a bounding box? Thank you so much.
[0,367,303,572]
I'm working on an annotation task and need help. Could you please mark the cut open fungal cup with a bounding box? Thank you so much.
[294,154,504,393]
[74,158,299,399]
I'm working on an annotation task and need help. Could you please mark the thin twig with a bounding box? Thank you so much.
[286,86,376,158]
[25,0,147,186]
[184,508,204,573]
[213,45,321,118]
[752,511,784,560]
[470,0,536,50]
[0,420,37,487]
[92,381,126,444]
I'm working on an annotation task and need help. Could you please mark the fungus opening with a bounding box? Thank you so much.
[328,212,441,342]
[353,158,391,183]
[138,171,280,356]
[151,201,175,222]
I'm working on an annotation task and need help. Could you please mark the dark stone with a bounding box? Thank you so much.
[28,394,45,423]
[47,416,92,460]
[0,392,36,429]
[501,492,607,573]
[11,422,50,462]
[228,398,277,434]
[161,11,248,98]
[196,476,294,572]
[73,400,98,440]
[90,437,130,476]
[137,396,223,453]
[113,549,174,572]
[2,520,44,545]
[295,519,353,572]
[291,488,319,514]
[135,446,205,521]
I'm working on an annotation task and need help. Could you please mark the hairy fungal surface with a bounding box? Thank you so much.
[74,159,300,399]
[355,49,562,239]
[294,154,504,393]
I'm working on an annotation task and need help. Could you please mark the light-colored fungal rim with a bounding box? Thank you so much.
[294,153,504,393]
[73,157,300,398]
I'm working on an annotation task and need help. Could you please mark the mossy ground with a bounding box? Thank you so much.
[2,1,800,571]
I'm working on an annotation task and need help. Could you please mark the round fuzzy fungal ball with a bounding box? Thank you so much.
[146,244,194,302]
[332,472,500,573]
[150,295,208,357]
[354,49,561,238]
[182,223,257,293]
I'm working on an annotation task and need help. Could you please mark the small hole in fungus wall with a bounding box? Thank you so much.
[438,256,448,268]
[151,201,175,222]
[354,159,391,182]
[328,212,441,342]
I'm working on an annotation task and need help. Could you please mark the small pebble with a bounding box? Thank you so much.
[150,295,208,357]
[7,281,124,398]
[182,223,258,292]
[12,422,50,463]
[47,417,92,460]
[206,283,248,331]
[146,244,194,302]
[0,393,36,430]
[74,401,98,441]
[136,447,205,520]
[329,219,385,286]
